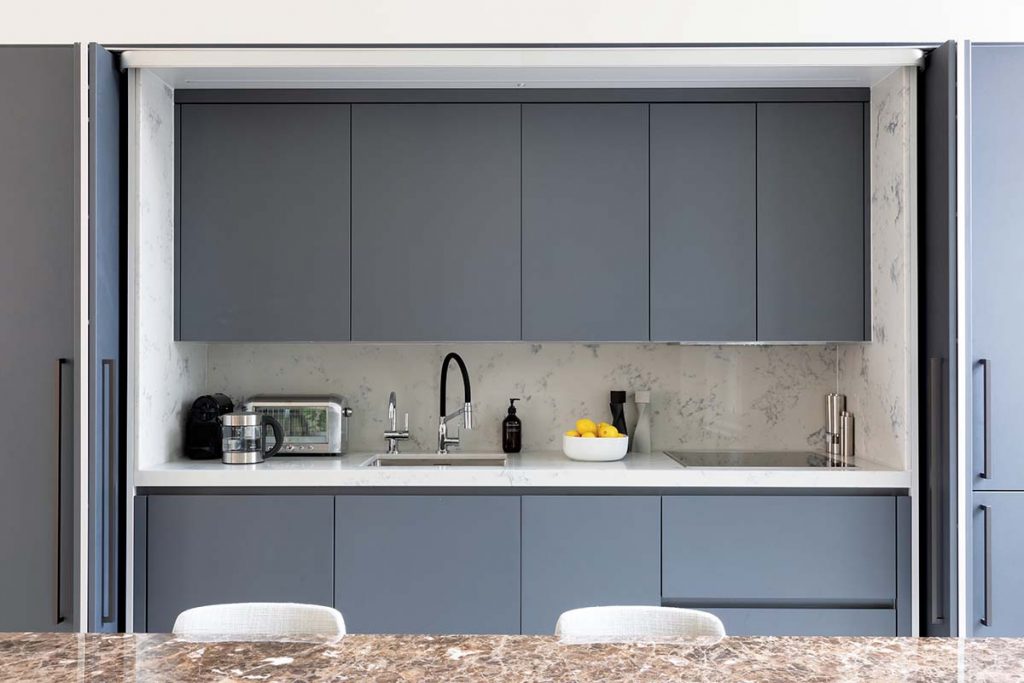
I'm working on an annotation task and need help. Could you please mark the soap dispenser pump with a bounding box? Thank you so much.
[502,398,522,454]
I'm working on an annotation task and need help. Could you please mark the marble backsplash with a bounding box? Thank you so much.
[839,67,915,471]
[206,343,839,456]
[133,70,206,470]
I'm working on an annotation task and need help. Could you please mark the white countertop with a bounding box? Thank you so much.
[133,451,912,489]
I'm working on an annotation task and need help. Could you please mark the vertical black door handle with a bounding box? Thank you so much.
[980,358,992,479]
[928,357,945,625]
[981,503,992,627]
[101,359,117,624]
[54,358,68,625]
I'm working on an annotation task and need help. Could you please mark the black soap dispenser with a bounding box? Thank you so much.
[502,398,522,454]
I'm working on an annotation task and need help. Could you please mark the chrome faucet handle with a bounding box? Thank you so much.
[384,392,410,454]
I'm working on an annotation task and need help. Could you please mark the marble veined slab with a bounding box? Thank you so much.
[134,450,910,489]
[1,632,1021,682]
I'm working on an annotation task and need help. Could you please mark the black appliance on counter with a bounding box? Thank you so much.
[185,394,234,459]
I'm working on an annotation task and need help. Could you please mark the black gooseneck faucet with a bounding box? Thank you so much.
[438,352,472,454]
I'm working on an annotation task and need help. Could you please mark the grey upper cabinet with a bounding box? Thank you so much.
[650,104,756,341]
[351,104,521,341]
[970,46,1024,490]
[756,102,866,342]
[143,495,335,633]
[521,496,660,634]
[177,103,351,341]
[522,103,649,341]
[335,495,520,634]
[0,46,76,632]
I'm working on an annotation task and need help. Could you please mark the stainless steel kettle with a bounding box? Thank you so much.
[219,411,284,464]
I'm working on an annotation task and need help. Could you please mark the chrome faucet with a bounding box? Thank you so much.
[438,352,472,454]
[384,391,410,454]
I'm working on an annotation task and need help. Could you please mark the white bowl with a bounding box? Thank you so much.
[563,434,629,462]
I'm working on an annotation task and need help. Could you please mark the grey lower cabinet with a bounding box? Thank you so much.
[350,104,521,341]
[0,46,77,632]
[663,495,902,636]
[521,495,661,635]
[972,492,1024,636]
[521,103,650,341]
[756,102,866,342]
[143,495,335,633]
[650,103,757,342]
[335,495,521,634]
[177,103,352,341]
[138,492,906,636]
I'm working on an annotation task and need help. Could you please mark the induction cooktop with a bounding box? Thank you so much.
[663,451,856,468]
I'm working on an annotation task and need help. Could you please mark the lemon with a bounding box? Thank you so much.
[575,418,597,435]
[580,432,597,439]
[598,424,620,438]
[565,430,581,437]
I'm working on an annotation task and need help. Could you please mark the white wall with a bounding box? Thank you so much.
[1,0,1022,45]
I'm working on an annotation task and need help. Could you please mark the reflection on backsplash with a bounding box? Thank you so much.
[206,343,839,456]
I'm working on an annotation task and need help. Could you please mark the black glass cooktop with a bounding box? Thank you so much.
[664,451,856,468]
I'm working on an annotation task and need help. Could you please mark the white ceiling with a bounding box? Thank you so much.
[120,47,924,89]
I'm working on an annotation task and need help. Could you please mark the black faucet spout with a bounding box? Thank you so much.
[439,352,472,421]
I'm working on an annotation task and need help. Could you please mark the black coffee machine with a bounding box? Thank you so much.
[185,393,234,459]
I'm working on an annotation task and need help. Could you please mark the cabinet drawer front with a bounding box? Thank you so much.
[662,496,895,602]
[708,608,896,636]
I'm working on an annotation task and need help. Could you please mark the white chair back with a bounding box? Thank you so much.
[172,602,346,639]
[555,606,725,640]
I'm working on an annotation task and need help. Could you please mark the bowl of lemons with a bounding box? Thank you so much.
[563,418,629,462]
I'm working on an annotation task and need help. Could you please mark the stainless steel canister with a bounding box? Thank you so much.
[840,411,855,462]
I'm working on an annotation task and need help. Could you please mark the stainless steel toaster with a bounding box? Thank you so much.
[242,395,352,455]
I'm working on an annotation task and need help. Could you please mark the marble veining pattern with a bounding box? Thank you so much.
[2,632,1022,682]
[206,343,838,456]
[839,67,916,470]
[134,450,911,489]
[134,70,206,469]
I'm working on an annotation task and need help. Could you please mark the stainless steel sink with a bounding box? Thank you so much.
[361,453,508,467]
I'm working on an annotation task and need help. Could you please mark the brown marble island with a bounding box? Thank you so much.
[3,633,1024,682]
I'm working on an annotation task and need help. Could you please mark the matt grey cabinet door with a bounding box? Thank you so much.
[662,496,895,602]
[970,46,1024,490]
[178,103,351,341]
[756,103,866,341]
[522,104,649,341]
[335,495,520,634]
[973,493,1024,636]
[145,495,335,633]
[650,104,756,341]
[351,104,520,341]
[88,43,125,633]
[0,46,76,632]
[521,496,660,634]
[709,608,896,636]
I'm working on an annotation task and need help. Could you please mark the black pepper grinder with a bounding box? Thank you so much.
[502,398,522,454]
[610,390,628,435]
